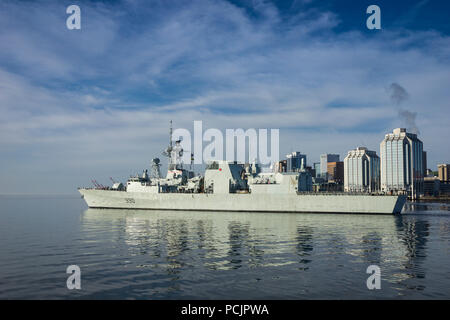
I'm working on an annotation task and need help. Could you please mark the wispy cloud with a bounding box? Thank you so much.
[0,0,449,193]
[393,0,431,28]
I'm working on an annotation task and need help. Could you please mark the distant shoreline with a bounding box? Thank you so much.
[0,193,80,198]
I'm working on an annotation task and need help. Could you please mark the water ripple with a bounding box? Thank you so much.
[0,197,450,299]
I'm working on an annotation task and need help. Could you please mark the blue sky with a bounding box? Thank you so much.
[0,0,449,194]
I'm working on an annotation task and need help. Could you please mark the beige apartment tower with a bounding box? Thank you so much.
[438,164,450,182]
[344,147,380,193]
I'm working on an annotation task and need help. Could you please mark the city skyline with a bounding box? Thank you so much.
[1,0,449,194]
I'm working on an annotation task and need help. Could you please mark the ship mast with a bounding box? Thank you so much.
[169,120,173,151]
[162,120,175,170]
[168,120,173,169]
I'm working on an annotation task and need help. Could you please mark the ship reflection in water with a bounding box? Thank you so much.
[78,205,450,299]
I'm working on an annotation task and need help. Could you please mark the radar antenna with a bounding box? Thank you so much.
[151,158,161,178]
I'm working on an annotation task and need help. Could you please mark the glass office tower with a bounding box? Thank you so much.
[286,152,307,172]
[320,154,340,180]
[380,128,424,199]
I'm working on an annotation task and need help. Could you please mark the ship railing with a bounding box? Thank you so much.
[77,187,125,191]
[296,191,398,196]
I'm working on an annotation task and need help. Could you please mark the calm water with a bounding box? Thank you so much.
[0,195,449,299]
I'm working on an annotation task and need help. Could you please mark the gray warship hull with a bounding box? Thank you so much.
[79,189,406,214]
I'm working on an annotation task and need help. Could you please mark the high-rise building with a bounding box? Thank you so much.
[275,160,287,173]
[380,128,424,199]
[422,151,427,177]
[344,147,380,193]
[286,152,307,172]
[320,154,339,180]
[327,161,344,183]
[313,162,321,178]
[438,164,450,182]
[298,170,313,191]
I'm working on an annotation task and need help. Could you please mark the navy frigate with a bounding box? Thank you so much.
[79,122,406,214]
